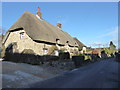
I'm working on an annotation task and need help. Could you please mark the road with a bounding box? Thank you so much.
[30,58,120,88]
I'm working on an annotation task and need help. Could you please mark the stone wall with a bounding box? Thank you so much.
[4,29,79,56]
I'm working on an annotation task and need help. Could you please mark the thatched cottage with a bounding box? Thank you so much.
[2,7,86,56]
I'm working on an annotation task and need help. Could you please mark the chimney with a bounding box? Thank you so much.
[57,23,62,29]
[36,7,43,19]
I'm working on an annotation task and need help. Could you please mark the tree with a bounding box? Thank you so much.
[110,41,113,46]
[109,41,116,54]
[109,41,116,49]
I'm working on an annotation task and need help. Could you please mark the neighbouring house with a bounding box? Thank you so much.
[73,38,87,54]
[2,7,86,57]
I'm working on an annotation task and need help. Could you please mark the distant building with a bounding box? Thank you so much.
[73,38,87,54]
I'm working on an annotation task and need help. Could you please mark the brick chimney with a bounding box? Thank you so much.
[57,23,62,29]
[36,7,43,19]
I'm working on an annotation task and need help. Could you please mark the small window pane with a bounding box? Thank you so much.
[43,48,48,55]
[20,32,24,39]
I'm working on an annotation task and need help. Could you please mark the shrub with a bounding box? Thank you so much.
[84,55,92,60]
[59,52,70,60]
[72,55,85,68]
[4,52,41,64]
[4,51,60,65]
[22,49,35,54]
[59,48,67,53]
[48,45,58,55]
[101,50,108,58]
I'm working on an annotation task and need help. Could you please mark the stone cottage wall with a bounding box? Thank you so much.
[4,29,79,56]
[4,30,52,55]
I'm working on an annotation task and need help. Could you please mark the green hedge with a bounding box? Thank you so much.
[4,52,59,65]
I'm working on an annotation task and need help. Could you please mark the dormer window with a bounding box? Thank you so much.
[65,41,69,46]
[56,39,60,44]
[20,32,24,39]
[66,41,69,44]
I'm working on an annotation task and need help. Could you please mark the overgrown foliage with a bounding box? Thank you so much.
[22,49,35,54]
[59,48,67,53]
[110,41,116,49]
[48,45,58,55]
[59,52,70,60]
[4,52,59,65]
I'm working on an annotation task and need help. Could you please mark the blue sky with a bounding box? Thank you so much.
[2,2,118,48]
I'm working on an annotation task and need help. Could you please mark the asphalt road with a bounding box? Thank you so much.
[30,58,120,88]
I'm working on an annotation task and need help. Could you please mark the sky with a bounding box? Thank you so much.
[1,2,118,48]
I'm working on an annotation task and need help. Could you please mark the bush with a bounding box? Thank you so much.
[72,55,85,68]
[59,48,67,53]
[101,50,108,58]
[91,54,100,62]
[4,52,41,64]
[59,52,70,60]
[22,49,35,54]
[84,55,92,60]
[4,51,60,65]
[48,45,58,55]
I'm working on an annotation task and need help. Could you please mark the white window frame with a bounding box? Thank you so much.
[20,32,24,39]
[56,39,60,44]
[43,48,48,55]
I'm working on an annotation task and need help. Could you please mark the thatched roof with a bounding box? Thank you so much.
[73,38,86,49]
[3,11,78,47]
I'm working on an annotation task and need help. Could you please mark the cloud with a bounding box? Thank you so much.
[89,27,118,48]
[98,26,118,44]
[89,41,109,48]
[98,27,118,39]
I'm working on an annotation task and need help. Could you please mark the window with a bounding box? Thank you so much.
[54,50,59,56]
[20,32,24,39]
[56,39,60,44]
[65,41,69,46]
[43,48,48,55]
[66,41,69,43]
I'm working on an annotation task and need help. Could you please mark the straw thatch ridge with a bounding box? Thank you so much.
[4,11,78,47]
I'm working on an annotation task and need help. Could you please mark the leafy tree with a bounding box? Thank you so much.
[109,41,116,49]
[104,48,111,55]
[109,41,116,54]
